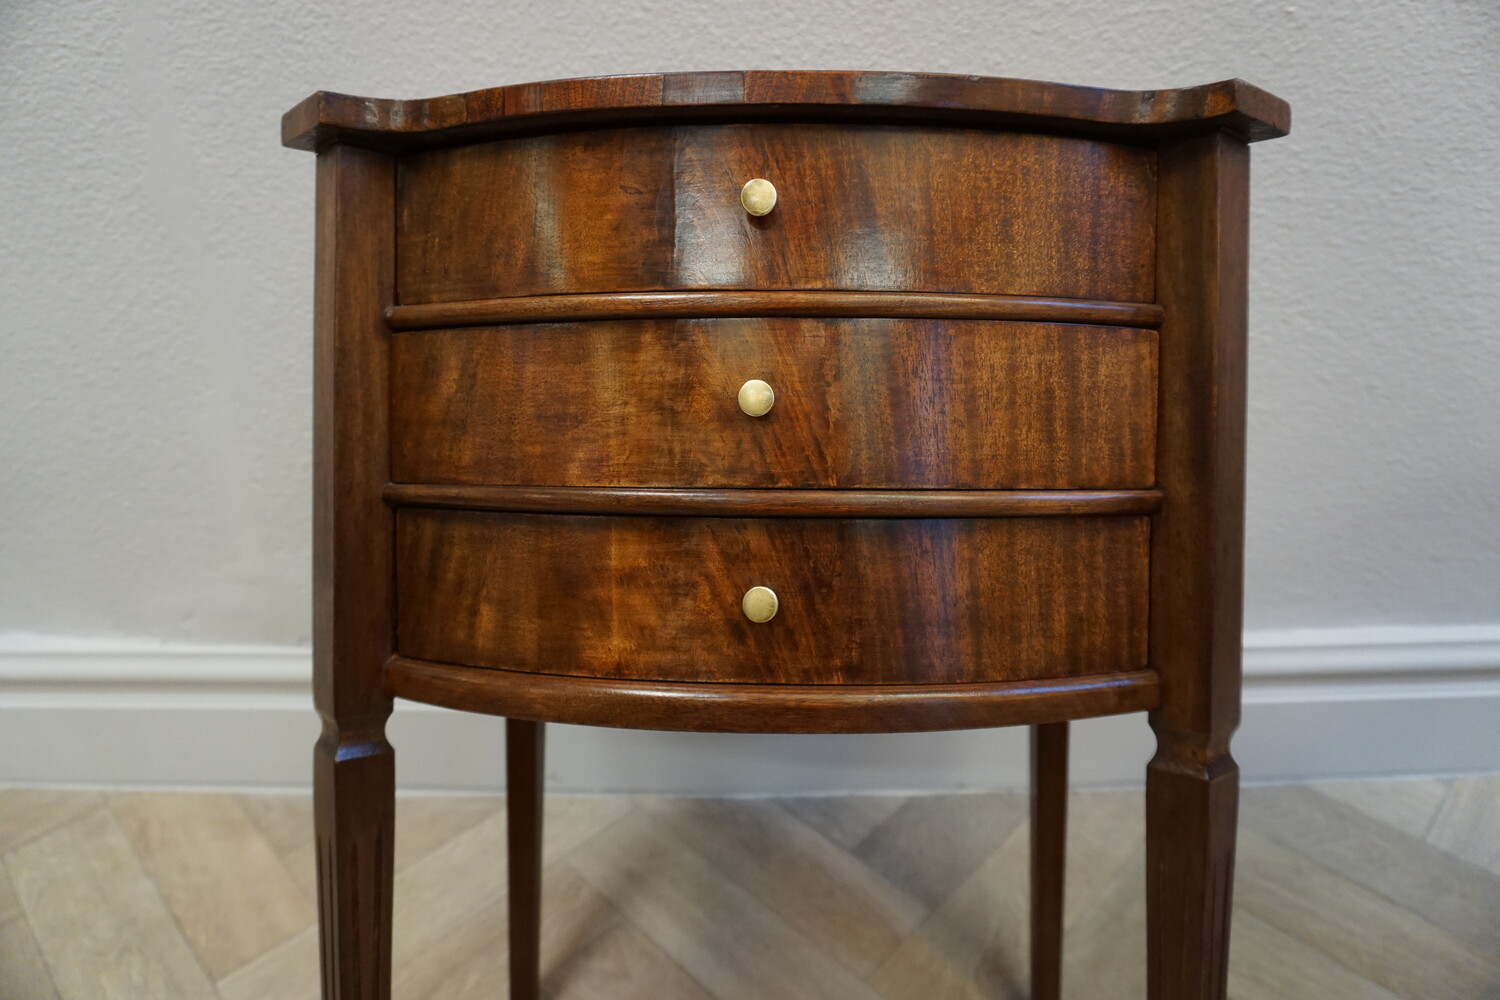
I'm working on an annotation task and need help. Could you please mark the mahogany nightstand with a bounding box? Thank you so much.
[282,70,1289,1000]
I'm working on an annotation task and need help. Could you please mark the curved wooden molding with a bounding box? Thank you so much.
[386,657,1161,734]
[385,290,1165,331]
[283,71,1290,152]
[382,485,1164,518]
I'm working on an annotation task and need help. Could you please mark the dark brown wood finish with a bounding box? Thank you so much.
[385,289,1165,330]
[506,720,544,1000]
[286,70,1287,1000]
[1031,722,1069,1000]
[283,71,1290,152]
[391,318,1158,489]
[395,510,1150,686]
[396,124,1157,303]
[387,658,1160,734]
[310,144,397,1000]
[1146,131,1252,1000]
[383,484,1163,518]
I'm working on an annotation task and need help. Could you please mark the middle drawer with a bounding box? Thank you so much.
[391,317,1158,489]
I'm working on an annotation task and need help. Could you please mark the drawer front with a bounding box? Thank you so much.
[396,124,1156,304]
[395,510,1150,685]
[391,319,1157,489]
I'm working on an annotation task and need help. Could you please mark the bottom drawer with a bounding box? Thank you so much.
[395,510,1148,686]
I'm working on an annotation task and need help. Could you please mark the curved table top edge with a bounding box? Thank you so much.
[282,70,1290,152]
[386,656,1161,733]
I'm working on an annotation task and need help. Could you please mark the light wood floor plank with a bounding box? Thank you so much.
[213,923,318,1000]
[1310,777,1449,840]
[5,809,217,1000]
[540,795,634,865]
[234,793,313,858]
[545,904,715,1000]
[1062,790,1145,926]
[110,792,313,981]
[568,808,884,1000]
[777,795,908,851]
[1426,773,1500,876]
[638,797,927,977]
[1234,828,1500,1000]
[7,780,1497,999]
[394,864,615,1000]
[0,917,61,1000]
[853,793,1029,908]
[865,820,1030,1000]
[1243,785,1500,958]
[0,860,20,926]
[1228,909,1404,1000]
[218,807,514,1000]
[0,790,103,855]
[1059,842,1145,1000]
[392,797,633,1000]
[216,795,630,1000]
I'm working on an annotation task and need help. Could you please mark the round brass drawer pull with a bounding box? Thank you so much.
[740,178,777,216]
[737,379,775,417]
[741,586,779,623]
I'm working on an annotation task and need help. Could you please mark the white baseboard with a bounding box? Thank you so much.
[2,626,1498,794]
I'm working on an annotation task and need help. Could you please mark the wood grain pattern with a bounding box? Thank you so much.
[507,720,545,1000]
[385,290,1166,330]
[282,71,1290,152]
[391,319,1157,489]
[383,484,1164,518]
[396,125,1156,303]
[311,142,397,1000]
[1145,131,1250,1000]
[284,68,1290,998]
[395,510,1149,686]
[387,659,1158,734]
[390,656,1158,734]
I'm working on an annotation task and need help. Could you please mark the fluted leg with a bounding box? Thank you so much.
[314,721,395,1000]
[1145,733,1238,999]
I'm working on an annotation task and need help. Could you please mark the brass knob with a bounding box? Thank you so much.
[737,379,775,417]
[740,178,777,217]
[742,586,779,623]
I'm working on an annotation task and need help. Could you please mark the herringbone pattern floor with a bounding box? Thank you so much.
[2,776,1497,999]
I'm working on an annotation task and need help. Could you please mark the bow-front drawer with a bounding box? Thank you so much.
[394,509,1149,686]
[390,317,1157,489]
[396,123,1156,303]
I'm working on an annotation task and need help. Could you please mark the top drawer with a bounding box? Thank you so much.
[396,124,1156,304]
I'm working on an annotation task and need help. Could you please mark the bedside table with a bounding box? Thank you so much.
[282,70,1289,1000]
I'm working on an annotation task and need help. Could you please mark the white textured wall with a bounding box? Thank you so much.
[2,3,1497,641]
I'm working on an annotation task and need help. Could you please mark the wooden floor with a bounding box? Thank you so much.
[1,776,1497,999]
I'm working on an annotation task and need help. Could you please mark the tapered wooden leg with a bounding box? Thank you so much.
[1030,722,1068,1000]
[1145,737,1238,999]
[1144,130,1249,1000]
[314,724,395,1000]
[310,140,398,1000]
[508,719,545,1000]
